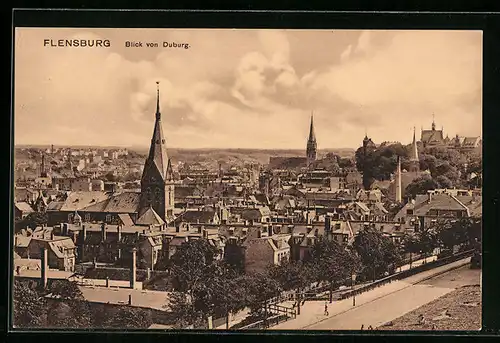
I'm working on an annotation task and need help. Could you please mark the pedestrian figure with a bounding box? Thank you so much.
[324,302,329,316]
[368,325,373,330]
[360,324,364,330]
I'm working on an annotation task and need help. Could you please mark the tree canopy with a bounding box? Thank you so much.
[352,228,402,281]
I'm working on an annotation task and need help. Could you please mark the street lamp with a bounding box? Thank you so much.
[352,273,357,307]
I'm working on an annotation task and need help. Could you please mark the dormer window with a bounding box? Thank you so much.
[105,214,111,223]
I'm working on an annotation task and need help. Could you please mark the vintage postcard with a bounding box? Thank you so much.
[12,27,482,331]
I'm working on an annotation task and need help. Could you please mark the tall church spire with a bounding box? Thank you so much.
[306,112,317,165]
[431,113,436,131]
[139,81,175,222]
[409,126,420,173]
[156,81,161,120]
[145,81,169,179]
[308,113,316,143]
[410,126,419,161]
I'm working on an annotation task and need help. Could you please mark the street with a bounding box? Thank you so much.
[269,258,477,330]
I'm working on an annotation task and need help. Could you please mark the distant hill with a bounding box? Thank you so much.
[15,145,355,170]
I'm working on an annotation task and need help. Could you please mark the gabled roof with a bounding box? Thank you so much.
[175,210,217,224]
[413,193,470,216]
[136,206,165,226]
[355,202,370,213]
[118,213,135,226]
[59,191,110,211]
[15,202,34,213]
[81,192,140,214]
[421,129,444,143]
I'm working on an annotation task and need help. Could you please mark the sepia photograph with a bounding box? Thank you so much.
[12,27,482,331]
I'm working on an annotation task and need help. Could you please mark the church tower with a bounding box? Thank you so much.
[139,82,175,222]
[306,113,317,165]
[409,126,420,173]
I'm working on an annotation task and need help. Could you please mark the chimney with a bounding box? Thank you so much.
[101,223,107,242]
[106,277,110,288]
[395,156,402,202]
[130,248,137,289]
[202,229,208,239]
[117,225,122,241]
[325,215,331,232]
[40,247,48,289]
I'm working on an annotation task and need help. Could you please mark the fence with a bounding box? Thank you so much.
[338,249,474,300]
[239,313,292,330]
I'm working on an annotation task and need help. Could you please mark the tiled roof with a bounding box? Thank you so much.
[59,191,111,211]
[81,192,140,214]
[136,207,165,226]
[118,213,135,226]
[421,129,444,143]
[46,201,63,211]
[175,210,216,224]
[355,202,370,213]
[78,286,171,311]
[413,193,469,216]
[15,202,34,213]
[174,186,201,199]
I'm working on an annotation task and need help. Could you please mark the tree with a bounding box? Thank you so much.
[167,241,247,329]
[13,280,47,328]
[243,272,282,319]
[338,157,354,169]
[102,306,154,329]
[46,280,93,328]
[435,175,453,189]
[308,238,360,302]
[168,239,220,292]
[352,228,402,281]
[405,175,438,198]
[414,226,439,262]
[267,259,312,292]
[18,211,48,230]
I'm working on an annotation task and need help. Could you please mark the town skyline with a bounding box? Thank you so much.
[15,28,482,149]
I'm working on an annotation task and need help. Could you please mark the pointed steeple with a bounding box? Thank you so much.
[431,113,436,131]
[145,81,170,179]
[155,81,161,120]
[308,113,316,143]
[306,112,317,164]
[410,126,419,161]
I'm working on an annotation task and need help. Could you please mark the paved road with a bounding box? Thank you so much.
[269,258,476,330]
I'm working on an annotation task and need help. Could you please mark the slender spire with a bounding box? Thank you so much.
[411,126,419,161]
[431,113,436,131]
[144,81,169,179]
[155,81,161,120]
[308,112,316,142]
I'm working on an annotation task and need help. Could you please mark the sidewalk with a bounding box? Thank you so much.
[269,257,470,330]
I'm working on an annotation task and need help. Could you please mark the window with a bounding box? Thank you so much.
[85,214,91,222]
[406,209,414,215]
[105,214,112,223]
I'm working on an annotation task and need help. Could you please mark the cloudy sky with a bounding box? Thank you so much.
[14,28,482,149]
